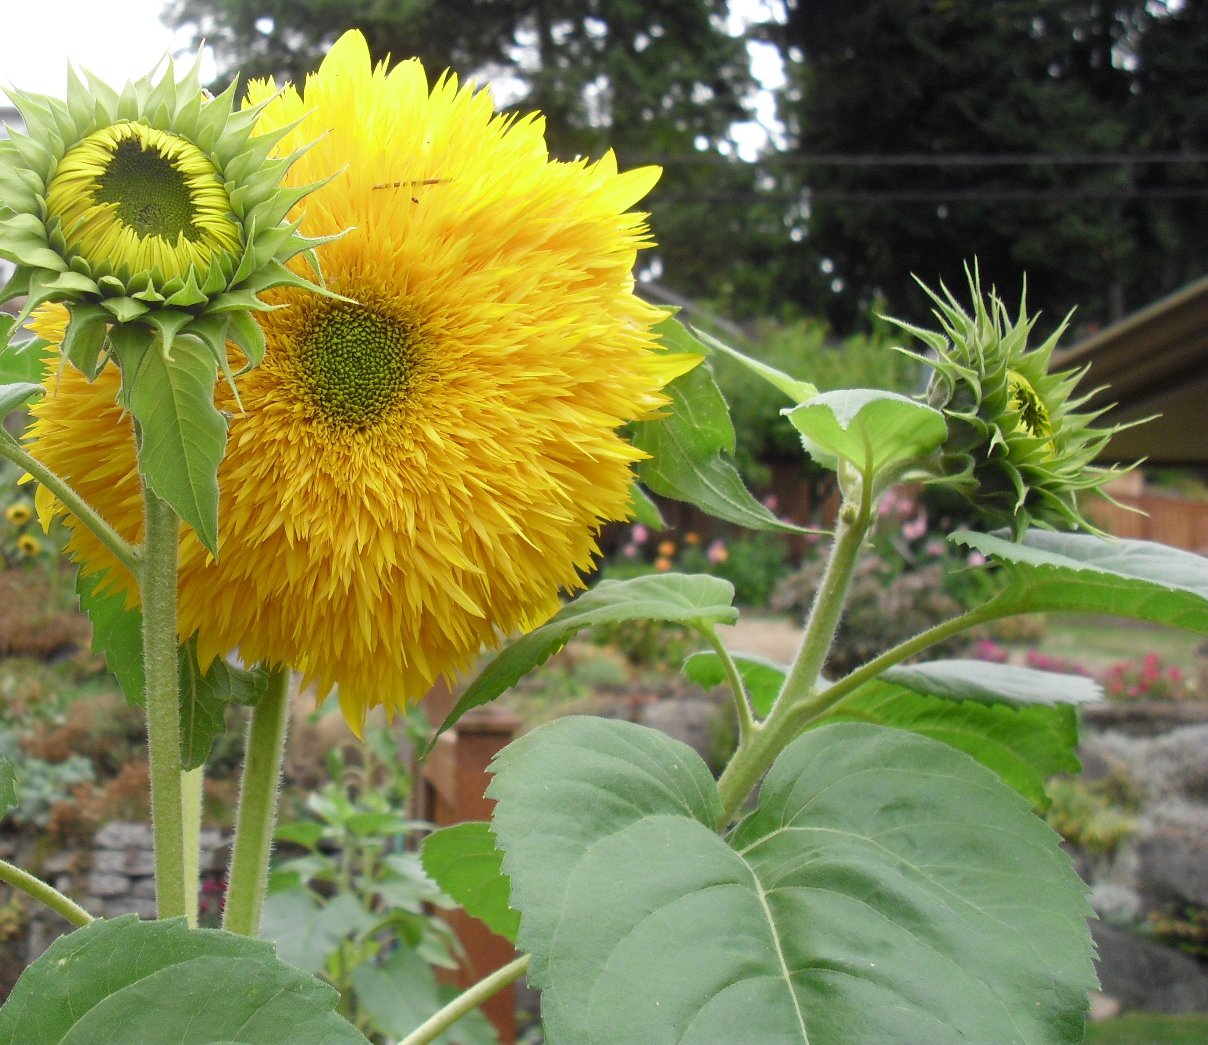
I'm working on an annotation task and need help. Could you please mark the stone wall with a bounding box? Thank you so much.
[0,821,226,993]
[1073,702,1208,1012]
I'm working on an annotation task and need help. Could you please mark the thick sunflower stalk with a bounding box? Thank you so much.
[892,271,1130,537]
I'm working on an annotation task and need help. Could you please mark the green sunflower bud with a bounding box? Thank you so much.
[0,57,329,374]
[892,269,1132,538]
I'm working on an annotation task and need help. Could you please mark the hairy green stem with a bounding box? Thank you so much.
[142,486,187,920]
[223,665,291,936]
[703,628,755,737]
[715,492,872,826]
[816,605,1001,714]
[400,955,531,1045]
[0,858,94,927]
[181,766,204,926]
[0,441,139,576]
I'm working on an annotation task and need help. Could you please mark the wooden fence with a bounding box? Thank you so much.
[1087,488,1208,552]
[417,684,521,1044]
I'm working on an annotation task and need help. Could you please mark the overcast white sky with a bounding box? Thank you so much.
[0,0,209,99]
[0,0,783,156]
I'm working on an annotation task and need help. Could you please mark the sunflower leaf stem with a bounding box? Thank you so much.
[0,858,94,928]
[141,483,188,921]
[223,664,291,937]
[701,627,755,737]
[400,955,531,1045]
[715,487,873,828]
[0,440,138,577]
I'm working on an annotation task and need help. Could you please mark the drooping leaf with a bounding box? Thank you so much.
[489,717,1095,1045]
[784,388,947,487]
[178,638,270,770]
[631,319,803,532]
[0,381,44,444]
[351,947,499,1045]
[260,891,375,977]
[681,650,787,717]
[431,573,736,743]
[881,658,1102,708]
[422,822,520,943]
[691,325,817,403]
[0,757,17,819]
[626,482,665,529]
[126,338,227,556]
[822,678,1083,808]
[0,915,370,1043]
[75,568,144,706]
[0,330,48,386]
[958,529,1208,633]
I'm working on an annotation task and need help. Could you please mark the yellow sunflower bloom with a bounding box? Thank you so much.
[17,534,41,557]
[5,503,32,527]
[27,31,694,733]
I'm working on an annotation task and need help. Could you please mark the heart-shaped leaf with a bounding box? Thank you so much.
[260,891,375,976]
[422,822,519,943]
[489,716,1095,1044]
[0,915,369,1043]
[432,573,736,743]
[784,388,946,486]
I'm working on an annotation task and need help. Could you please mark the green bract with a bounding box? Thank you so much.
[0,56,328,375]
[892,270,1129,537]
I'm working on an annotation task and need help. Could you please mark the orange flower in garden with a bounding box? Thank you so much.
[657,540,677,558]
[26,31,696,733]
[654,557,673,572]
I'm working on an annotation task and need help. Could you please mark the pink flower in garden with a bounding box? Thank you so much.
[967,551,987,567]
[902,513,928,541]
[631,524,649,545]
[707,539,728,564]
[622,543,639,559]
[924,539,945,558]
[763,493,779,511]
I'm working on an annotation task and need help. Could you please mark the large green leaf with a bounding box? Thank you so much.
[126,338,227,556]
[0,915,369,1043]
[631,319,803,532]
[784,388,947,486]
[431,573,736,743]
[421,822,520,943]
[489,716,1095,1044]
[958,529,1208,633]
[823,680,1082,808]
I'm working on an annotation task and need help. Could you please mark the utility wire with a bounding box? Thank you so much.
[654,185,1208,204]
[624,151,1208,168]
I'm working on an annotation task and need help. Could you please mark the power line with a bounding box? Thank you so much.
[626,151,1208,168]
[655,185,1208,204]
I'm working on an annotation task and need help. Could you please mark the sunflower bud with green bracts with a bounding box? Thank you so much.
[891,270,1132,538]
[0,55,331,377]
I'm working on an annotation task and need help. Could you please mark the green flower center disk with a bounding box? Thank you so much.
[299,303,419,429]
[45,121,239,282]
[93,138,201,243]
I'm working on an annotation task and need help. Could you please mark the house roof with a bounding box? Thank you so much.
[1058,275,1208,467]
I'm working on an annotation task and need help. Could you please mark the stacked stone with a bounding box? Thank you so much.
[1077,703,1208,1014]
[25,821,227,964]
